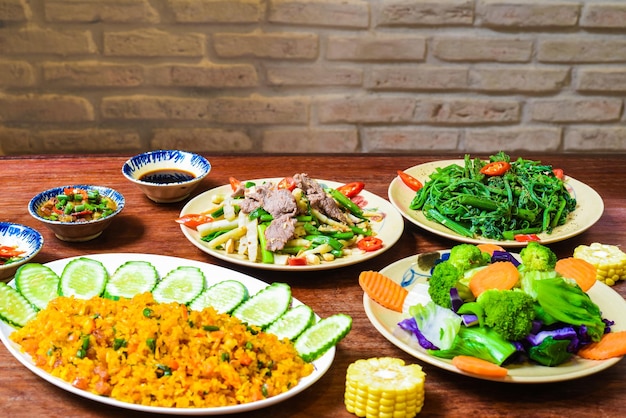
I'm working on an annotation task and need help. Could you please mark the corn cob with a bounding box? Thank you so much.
[573,243,626,286]
[345,357,425,418]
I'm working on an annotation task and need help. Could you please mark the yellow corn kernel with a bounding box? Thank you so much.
[573,243,626,286]
[345,357,426,418]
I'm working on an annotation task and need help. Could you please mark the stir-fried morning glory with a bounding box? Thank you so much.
[409,152,576,240]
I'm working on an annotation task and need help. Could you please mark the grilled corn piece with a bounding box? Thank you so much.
[345,357,425,418]
[573,243,626,286]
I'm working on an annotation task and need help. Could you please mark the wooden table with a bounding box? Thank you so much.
[1,153,625,418]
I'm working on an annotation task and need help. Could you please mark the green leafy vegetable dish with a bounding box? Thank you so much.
[409,152,576,242]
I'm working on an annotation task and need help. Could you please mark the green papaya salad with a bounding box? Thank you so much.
[177,174,385,266]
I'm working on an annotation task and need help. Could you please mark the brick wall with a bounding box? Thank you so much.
[1,0,625,155]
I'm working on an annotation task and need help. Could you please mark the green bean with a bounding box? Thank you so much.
[326,188,363,218]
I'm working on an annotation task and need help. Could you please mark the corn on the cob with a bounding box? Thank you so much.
[345,357,425,418]
[573,243,626,286]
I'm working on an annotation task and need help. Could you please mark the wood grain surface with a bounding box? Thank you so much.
[1,153,624,418]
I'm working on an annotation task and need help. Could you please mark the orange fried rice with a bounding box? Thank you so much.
[10,292,314,408]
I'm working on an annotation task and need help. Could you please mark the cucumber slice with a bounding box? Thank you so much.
[0,282,38,327]
[294,313,352,362]
[59,257,109,299]
[232,282,292,328]
[266,304,315,341]
[104,260,158,299]
[152,266,205,304]
[189,280,249,314]
[14,263,60,310]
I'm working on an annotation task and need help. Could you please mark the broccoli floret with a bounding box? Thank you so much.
[428,261,461,309]
[428,261,475,309]
[519,241,557,272]
[476,289,536,341]
[448,244,491,273]
[428,326,517,366]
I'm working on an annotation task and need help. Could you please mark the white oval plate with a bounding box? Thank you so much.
[363,252,625,383]
[0,253,334,415]
[180,178,404,271]
[390,160,604,247]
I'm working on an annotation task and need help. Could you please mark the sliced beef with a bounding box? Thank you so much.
[238,182,273,214]
[294,173,347,222]
[263,188,297,218]
[264,214,297,251]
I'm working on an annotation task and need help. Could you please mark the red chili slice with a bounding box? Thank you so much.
[175,214,213,228]
[337,181,365,198]
[480,161,511,176]
[397,171,423,191]
[514,234,541,242]
[288,257,307,266]
[357,236,383,252]
[278,176,297,191]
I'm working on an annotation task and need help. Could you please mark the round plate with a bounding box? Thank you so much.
[0,253,334,415]
[390,160,604,247]
[180,178,404,271]
[363,252,625,383]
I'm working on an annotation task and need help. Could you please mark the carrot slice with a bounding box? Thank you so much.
[468,261,520,297]
[476,243,505,256]
[359,270,408,312]
[577,331,626,360]
[451,355,508,378]
[555,257,597,292]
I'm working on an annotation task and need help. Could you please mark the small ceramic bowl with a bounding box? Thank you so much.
[122,150,211,203]
[28,185,125,242]
[0,222,44,282]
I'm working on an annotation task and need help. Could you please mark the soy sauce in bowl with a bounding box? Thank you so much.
[139,169,196,184]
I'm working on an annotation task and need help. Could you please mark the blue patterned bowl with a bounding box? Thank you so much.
[28,185,125,242]
[0,222,44,281]
[122,150,211,203]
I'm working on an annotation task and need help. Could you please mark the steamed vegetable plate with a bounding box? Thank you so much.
[177,174,385,266]
[408,152,576,241]
[37,187,118,223]
[361,243,626,378]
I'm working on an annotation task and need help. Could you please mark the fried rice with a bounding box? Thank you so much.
[10,292,314,408]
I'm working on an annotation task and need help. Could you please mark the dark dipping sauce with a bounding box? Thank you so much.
[139,169,196,184]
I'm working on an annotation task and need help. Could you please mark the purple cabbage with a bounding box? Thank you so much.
[449,287,464,313]
[491,250,520,267]
[461,314,479,327]
[398,317,439,350]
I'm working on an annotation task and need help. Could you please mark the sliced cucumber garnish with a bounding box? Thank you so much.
[152,266,205,304]
[14,263,60,310]
[232,282,292,328]
[294,313,352,362]
[189,279,249,314]
[59,257,108,299]
[104,260,158,299]
[0,282,38,327]
[266,304,315,341]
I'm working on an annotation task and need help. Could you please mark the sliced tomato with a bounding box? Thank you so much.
[514,234,540,242]
[175,214,213,228]
[288,256,307,266]
[229,176,243,192]
[337,181,365,198]
[480,161,511,176]
[552,168,564,180]
[278,176,297,191]
[357,236,383,252]
[397,171,423,191]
